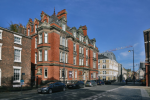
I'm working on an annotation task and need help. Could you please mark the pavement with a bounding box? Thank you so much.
[0,82,149,100]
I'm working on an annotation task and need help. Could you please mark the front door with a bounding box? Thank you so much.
[0,68,1,86]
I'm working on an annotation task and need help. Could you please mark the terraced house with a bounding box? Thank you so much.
[0,26,31,87]
[26,9,99,85]
[98,52,119,81]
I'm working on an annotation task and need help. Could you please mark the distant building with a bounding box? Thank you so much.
[98,52,118,81]
[0,27,31,87]
[122,67,127,80]
[126,69,132,81]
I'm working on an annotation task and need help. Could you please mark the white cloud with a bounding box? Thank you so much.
[140,51,145,56]
[120,52,129,57]
[133,43,138,47]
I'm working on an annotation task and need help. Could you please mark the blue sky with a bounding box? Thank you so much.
[0,0,150,71]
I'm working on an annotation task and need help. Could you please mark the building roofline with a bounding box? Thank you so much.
[0,26,32,39]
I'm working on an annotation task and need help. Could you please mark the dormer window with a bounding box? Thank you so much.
[73,31,76,38]
[79,35,81,41]
[35,25,37,33]
[94,42,95,48]
[28,28,30,36]
[81,37,84,42]
[86,39,88,45]
[62,23,66,31]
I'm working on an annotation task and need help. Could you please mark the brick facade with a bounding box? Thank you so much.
[27,9,99,85]
[0,27,31,87]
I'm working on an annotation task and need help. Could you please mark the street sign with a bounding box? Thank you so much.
[22,73,25,75]
[20,80,24,85]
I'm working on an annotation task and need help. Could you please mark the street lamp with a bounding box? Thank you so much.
[128,48,135,84]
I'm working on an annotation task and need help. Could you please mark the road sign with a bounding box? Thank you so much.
[22,73,25,75]
[20,80,24,85]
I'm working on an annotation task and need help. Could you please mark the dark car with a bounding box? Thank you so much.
[85,80,97,87]
[37,82,66,94]
[97,80,105,85]
[105,80,111,84]
[67,81,84,89]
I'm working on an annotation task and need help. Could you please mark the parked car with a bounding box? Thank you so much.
[105,80,111,84]
[85,80,97,87]
[67,81,84,89]
[37,82,66,94]
[97,80,105,85]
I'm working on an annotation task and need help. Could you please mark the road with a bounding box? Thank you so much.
[0,82,149,100]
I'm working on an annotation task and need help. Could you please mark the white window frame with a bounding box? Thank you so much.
[39,50,42,61]
[44,32,48,43]
[62,23,66,31]
[72,70,74,78]
[65,39,68,47]
[35,53,37,64]
[0,43,2,60]
[45,50,47,61]
[13,66,22,83]
[73,43,76,51]
[69,71,72,78]
[66,53,68,63]
[14,34,22,45]
[73,31,76,38]
[35,24,37,33]
[59,69,61,78]
[98,65,100,69]
[82,59,83,66]
[14,46,22,62]
[103,71,106,74]
[86,59,88,66]
[86,39,88,45]
[75,71,77,78]
[79,47,81,53]
[79,35,81,41]
[44,68,48,78]
[39,33,42,44]
[86,49,88,56]
[79,58,81,65]
[82,47,83,54]
[0,30,3,39]
[62,37,65,46]
[103,60,106,63]
[60,51,62,62]
[60,36,62,45]
[28,28,30,36]
[103,64,106,69]
[65,70,67,78]
[35,37,37,48]
[74,56,76,65]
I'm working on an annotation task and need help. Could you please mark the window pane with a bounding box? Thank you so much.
[45,33,47,43]
[45,69,47,78]
[14,69,20,81]
[45,50,47,61]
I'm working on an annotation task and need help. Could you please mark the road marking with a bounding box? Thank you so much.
[141,89,149,97]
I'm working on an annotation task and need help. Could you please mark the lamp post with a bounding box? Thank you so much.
[128,48,135,84]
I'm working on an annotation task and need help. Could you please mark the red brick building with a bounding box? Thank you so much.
[26,9,99,85]
[0,27,31,87]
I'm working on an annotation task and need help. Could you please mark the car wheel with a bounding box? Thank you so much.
[63,87,66,91]
[49,89,52,94]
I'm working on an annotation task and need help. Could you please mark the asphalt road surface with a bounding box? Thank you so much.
[1,82,149,100]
